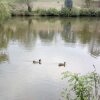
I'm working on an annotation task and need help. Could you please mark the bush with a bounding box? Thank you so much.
[59,7,79,17]
[79,8,97,17]
[34,8,59,16]
[96,9,100,17]
[11,7,100,17]
[62,71,100,100]
[46,8,59,16]
[0,1,11,20]
[35,9,47,16]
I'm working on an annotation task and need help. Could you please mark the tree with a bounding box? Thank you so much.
[64,0,73,9]
[0,0,10,20]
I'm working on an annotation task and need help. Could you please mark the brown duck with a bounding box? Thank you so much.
[58,62,66,67]
[33,59,41,64]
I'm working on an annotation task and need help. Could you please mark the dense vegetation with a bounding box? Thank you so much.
[0,0,10,20]
[11,8,100,17]
[1,0,100,19]
[62,66,100,100]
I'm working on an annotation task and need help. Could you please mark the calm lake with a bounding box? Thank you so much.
[0,17,100,100]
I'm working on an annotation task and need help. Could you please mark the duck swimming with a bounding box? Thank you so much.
[33,59,41,64]
[58,62,66,67]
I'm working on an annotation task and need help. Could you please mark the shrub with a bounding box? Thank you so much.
[11,7,100,17]
[79,8,97,17]
[0,1,11,20]
[96,9,100,17]
[62,71,100,100]
[36,9,47,16]
[46,8,59,16]
[34,8,59,16]
[59,7,79,17]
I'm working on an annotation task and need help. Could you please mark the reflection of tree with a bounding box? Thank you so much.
[0,23,9,63]
[0,18,37,50]
[0,52,8,63]
[89,20,100,57]
[90,41,100,57]
[39,30,55,43]
[77,23,92,44]
[76,20,100,57]
[0,17,100,58]
[0,25,9,49]
[61,21,76,43]
[20,18,37,49]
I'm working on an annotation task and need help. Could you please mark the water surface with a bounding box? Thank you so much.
[0,17,100,100]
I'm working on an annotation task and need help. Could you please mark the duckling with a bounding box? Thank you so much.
[58,62,66,67]
[33,59,41,64]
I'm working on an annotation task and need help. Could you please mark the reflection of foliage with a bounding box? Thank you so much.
[0,40,8,49]
[61,21,76,43]
[62,68,100,100]
[89,39,100,58]
[0,26,8,49]
[39,30,55,43]
[77,23,92,44]
[0,53,8,63]
[0,18,37,50]
[0,17,100,57]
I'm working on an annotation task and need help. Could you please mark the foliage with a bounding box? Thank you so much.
[34,8,79,17]
[46,8,59,16]
[34,8,59,16]
[79,8,97,17]
[0,53,8,63]
[18,8,100,17]
[0,0,11,20]
[11,7,100,17]
[62,67,100,100]
[60,7,79,17]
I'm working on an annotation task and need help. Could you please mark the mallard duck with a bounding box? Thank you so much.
[33,59,41,64]
[58,62,66,67]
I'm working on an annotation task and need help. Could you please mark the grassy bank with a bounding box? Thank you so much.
[11,8,100,17]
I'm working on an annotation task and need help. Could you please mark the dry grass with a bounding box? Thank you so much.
[32,1,63,10]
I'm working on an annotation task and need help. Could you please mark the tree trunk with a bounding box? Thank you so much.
[27,4,32,12]
[26,0,32,12]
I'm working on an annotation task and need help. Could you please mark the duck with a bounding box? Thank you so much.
[58,62,66,67]
[33,59,41,64]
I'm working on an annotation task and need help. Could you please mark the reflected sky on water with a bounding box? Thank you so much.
[0,17,100,100]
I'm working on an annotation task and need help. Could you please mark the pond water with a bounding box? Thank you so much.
[0,17,100,100]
